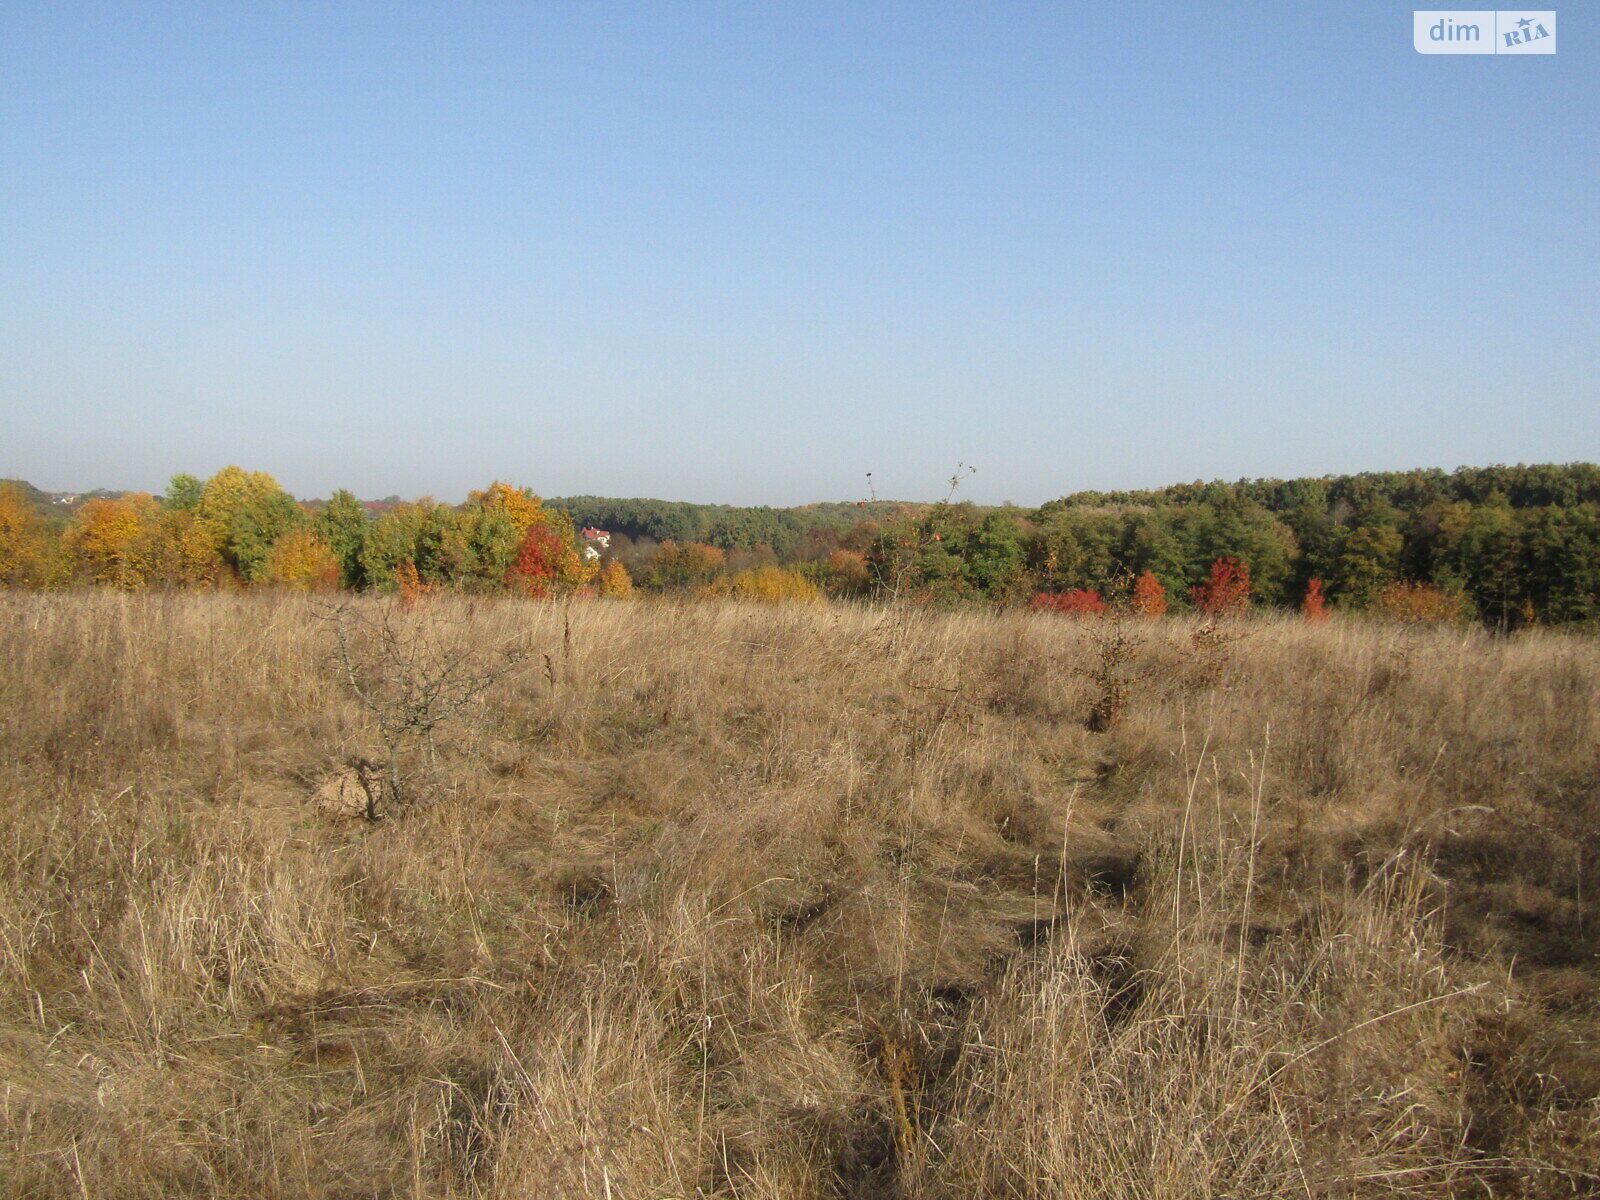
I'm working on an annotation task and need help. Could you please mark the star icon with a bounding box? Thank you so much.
[1517,16,1533,29]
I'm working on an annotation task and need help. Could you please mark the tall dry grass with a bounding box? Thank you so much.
[1,591,1597,1198]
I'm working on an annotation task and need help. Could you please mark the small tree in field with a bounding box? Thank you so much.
[1131,570,1167,618]
[1303,577,1329,623]
[1191,557,1251,615]
[322,603,528,817]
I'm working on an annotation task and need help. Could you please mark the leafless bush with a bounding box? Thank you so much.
[1075,574,1158,731]
[320,599,529,814]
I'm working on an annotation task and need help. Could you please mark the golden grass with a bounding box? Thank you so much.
[1,591,1597,1198]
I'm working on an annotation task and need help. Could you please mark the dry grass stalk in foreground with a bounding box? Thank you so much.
[1,591,1598,1199]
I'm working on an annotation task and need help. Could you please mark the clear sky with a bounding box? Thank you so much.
[2,3,1595,506]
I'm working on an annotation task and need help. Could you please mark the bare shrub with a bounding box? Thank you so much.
[320,598,529,814]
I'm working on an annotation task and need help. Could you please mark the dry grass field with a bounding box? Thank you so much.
[2,592,1598,1199]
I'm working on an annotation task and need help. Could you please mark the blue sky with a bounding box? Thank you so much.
[2,3,1595,505]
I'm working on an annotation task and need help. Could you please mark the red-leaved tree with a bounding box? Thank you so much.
[507,525,568,599]
[1190,557,1251,615]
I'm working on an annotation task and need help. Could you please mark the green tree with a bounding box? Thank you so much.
[1119,508,1190,599]
[360,501,456,589]
[1518,505,1600,624]
[1185,495,1298,604]
[1029,506,1121,593]
[195,466,306,582]
[964,510,1027,598]
[314,490,372,589]
[1332,522,1404,609]
[163,473,204,511]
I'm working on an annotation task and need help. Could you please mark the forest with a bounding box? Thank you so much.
[3,461,1598,626]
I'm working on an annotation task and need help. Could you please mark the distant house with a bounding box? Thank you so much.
[580,527,611,564]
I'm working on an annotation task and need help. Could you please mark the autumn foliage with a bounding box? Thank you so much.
[0,484,62,587]
[1302,578,1329,623]
[1131,570,1168,618]
[507,526,567,599]
[647,541,726,588]
[262,528,342,591]
[1376,581,1466,624]
[11,462,1600,627]
[506,524,593,599]
[470,481,552,539]
[59,493,219,590]
[596,560,633,599]
[66,495,158,588]
[826,549,870,594]
[714,565,820,604]
[1190,557,1252,615]
[395,560,435,610]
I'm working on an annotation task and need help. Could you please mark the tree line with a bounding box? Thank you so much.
[2,463,1597,626]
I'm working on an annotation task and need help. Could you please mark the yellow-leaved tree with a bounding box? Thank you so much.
[718,564,820,604]
[263,527,342,591]
[0,484,65,587]
[468,481,550,538]
[68,494,161,588]
[596,559,633,598]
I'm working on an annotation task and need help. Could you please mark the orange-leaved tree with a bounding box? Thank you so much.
[1303,577,1330,623]
[0,483,65,587]
[825,549,871,595]
[1191,557,1252,615]
[68,494,164,588]
[395,559,435,610]
[1131,570,1168,618]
